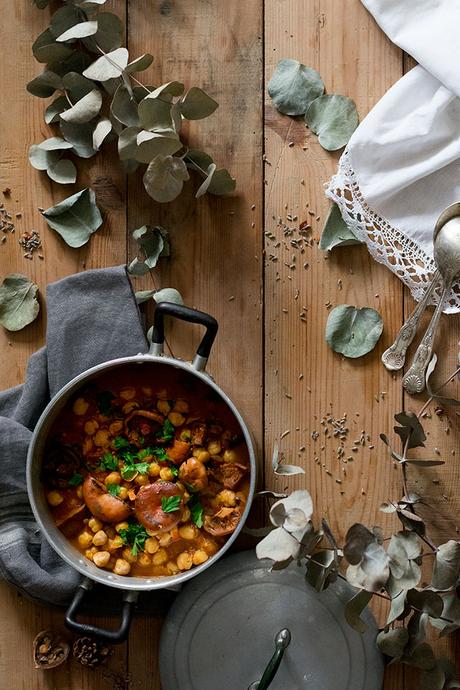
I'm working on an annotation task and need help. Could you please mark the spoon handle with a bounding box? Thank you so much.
[382,270,441,371]
[402,279,451,394]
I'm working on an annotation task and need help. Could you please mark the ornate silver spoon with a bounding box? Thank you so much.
[381,269,441,371]
[402,202,460,394]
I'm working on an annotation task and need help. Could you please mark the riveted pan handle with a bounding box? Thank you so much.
[150,302,218,372]
[65,578,138,644]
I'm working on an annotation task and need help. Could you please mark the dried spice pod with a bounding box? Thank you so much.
[73,636,113,668]
[33,629,70,670]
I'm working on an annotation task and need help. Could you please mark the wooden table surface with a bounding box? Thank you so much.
[1,1,459,688]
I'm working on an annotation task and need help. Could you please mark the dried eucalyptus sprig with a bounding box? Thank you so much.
[29,0,235,203]
[257,358,460,689]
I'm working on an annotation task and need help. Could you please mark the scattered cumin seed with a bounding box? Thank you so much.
[280,430,290,439]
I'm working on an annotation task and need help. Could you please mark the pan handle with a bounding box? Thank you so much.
[149,302,218,372]
[64,578,138,644]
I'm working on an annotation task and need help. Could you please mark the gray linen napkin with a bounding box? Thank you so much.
[0,265,175,614]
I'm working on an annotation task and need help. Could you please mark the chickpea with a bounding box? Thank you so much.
[84,419,99,435]
[159,467,174,481]
[145,537,160,554]
[122,401,140,414]
[122,547,138,563]
[118,486,128,500]
[85,548,96,560]
[94,429,111,448]
[120,387,136,400]
[179,524,198,540]
[177,552,193,571]
[223,449,238,463]
[198,536,219,556]
[73,397,89,416]
[146,528,161,537]
[152,549,168,566]
[173,399,189,414]
[157,399,171,415]
[207,440,221,456]
[107,536,124,552]
[76,486,83,499]
[92,530,108,547]
[78,532,93,549]
[196,450,210,464]
[93,551,111,568]
[168,411,185,427]
[180,507,191,523]
[217,489,237,507]
[158,532,173,547]
[105,471,121,486]
[46,491,63,507]
[113,558,131,576]
[109,420,123,435]
[193,550,209,566]
[82,437,93,455]
[148,462,161,477]
[138,553,152,567]
[192,447,204,458]
[166,561,180,575]
[88,517,103,533]
[115,521,129,533]
[135,474,149,486]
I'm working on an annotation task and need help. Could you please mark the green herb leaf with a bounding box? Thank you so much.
[83,12,123,53]
[0,274,40,332]
[180,87,218,120]
[111,84,143,127]
[56,21,98,43]
[47,159,77,185]
[151,448,169,462]
[107,483,121,497]
[98,390,115,416]
[161,495,182,513]
[68,472,83,486]
[158,419,175,443]
[305,94,359,151]
[125,53,154,74]
[92,118,112,151]
[325,305,383,358]
[344,590,372,633]
[45,96,68,124]
[190,497,204,528]
[33,28,74,63]
[143,155,189,203]
[113,436,130,449]
[320,203,361,251]
[83,47,129,81]
[135,131,182,164]
[128,225,170,276]
[394,412,426,449]
[62,72,96,101]
[119,521,148,555]
[100,452,118,471]
[41,188,103,248]
[60,120,97,159]
[268,59,324,116]
[27,70,62,98]
[153,288,184,306]
[60,89,103,124]
[134,461,150,475]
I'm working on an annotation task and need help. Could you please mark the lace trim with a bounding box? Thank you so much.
[326,149,460,314]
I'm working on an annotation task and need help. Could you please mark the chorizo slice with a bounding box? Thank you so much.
[211,462,248,490]
[203,506,242,537]
[124,409,164,439]
[167,439,191,465]
[135,481,183,532]
[53,491,86,527]
[82,475,131,523]
[190,422,207,446]
[178,458,208,491]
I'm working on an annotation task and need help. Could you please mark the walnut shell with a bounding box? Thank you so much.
[33,630,70,670]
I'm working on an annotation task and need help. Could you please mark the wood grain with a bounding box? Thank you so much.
[0,1,459,689]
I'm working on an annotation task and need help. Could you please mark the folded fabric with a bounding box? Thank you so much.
[327,0,460,312]
[0,266,174,614]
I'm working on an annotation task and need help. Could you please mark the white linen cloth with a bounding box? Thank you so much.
[327,0,460,312]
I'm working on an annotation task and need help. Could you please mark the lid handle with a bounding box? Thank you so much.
[248,628,292,690]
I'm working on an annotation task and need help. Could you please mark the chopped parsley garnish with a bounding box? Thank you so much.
[107,483,121,497]
[169,464,179,477]
[113,436,130,450]
[151,447,169,462]
[100,453,119,472]
[120,457,149,480]
[157,419,175,443]
[98,390,115,416]
[119,522,148,556]
[161,495,182,513]
[189,495,204,528]
[68,472,83,487]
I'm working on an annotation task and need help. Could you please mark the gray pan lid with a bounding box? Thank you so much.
[160,550,384,690]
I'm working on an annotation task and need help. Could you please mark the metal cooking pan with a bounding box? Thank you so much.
[26,302,257,643]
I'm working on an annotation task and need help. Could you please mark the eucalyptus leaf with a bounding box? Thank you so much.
[344,590,372,633]
[143,154,189,203]
[376,627,409,659]
[407,590,443,618]
[150,81,184,100]
[269,491,313,527]
[320,203,361,250]
[256,526,301,562]
[394,412,426,449]
[306,94,359,151]
[421,664,446,690]
[153,288,183,305]
[431,594,460,636]
[38,137,73,151]
[92,118,112,150]
[346,541,390,592]
[118,126,141,160]
[432,540,460,591]
[326,305,383,358]
[29,145,59,171]
[195,163,217,198]
[47,158,77,184]
[0,274,40,332]
[305,550,337,592]
[135,131,182,163]
[83,12,123,53]
[396,508,425,536]
[180,87,218,120]
[185,149,214,174]
[62,72,96,100]
[207,168,236,195]
[33,28,74,63]
[135,290,156,305]
[426,354,460,406]
[111,84,143,127]
[41,188,103,248]
[60,120,97,158]
[128,225,169,275]
[138,94,175,131]
[386,588,407,625]
[49,6,81,39]
[56,20,98,43]
[268,59,324,116]
[27,70,62,98]
[405,459,444,467]
[125,53,154,74]
[47,50,93,77]
[83,47,129,81]
[402,642,436,671]
[274,464,305,476]
[60,89,102,124]
[45,96,68,124]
